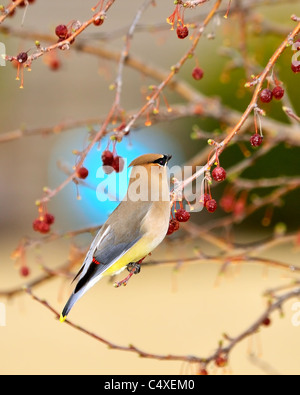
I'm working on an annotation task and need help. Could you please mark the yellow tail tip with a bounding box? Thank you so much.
[59,314,67,323]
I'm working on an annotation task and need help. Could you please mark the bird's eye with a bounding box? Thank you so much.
[152,157,165,166]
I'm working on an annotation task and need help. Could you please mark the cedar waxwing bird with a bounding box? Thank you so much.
[60,153,172,322]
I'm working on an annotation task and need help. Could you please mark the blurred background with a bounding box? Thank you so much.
[0,0,300,375]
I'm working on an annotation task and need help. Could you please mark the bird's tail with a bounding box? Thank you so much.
[60,272,103,322]
[60,288,85,322]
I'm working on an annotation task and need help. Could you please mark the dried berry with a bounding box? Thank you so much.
[199,193,210,207]
[77,167,89,179]
[262,317,271,327]
[167,219,180,235]
[250,134,263,147]
[16,52,28,64]
[101,150,114,166]
[260,88,273,103]
[192,67,204,80]
[55,24,68,39]
[205,199,217,213]
[175,208,190,223]
[20,266,30,277]
[272,86,284,100]
[43,213,55,225]
[112,156,124,173]
[212,166,226,182]
[176,25,189,39]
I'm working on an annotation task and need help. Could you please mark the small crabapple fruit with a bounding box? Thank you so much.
[175,208,190,223]
[55,24,68,39]
[76,167,89,179]
[212,166,226,182]
[260,88,273,103]
[43,213,55,225]
[192,67,204,80]
[205,199,217,213]
[20,266,30,277]
[272,86,284,100]
[101,150,114,166]
[112,156,125,173]
[176,25,189,39]
[250,134,263,147]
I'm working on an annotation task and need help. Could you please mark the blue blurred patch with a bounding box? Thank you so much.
[49,127,185,230]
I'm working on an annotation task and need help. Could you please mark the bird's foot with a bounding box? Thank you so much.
[127,261,141,274]
[113,261,142,288]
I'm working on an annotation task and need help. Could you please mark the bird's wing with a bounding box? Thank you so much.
[73,229,141,294]
[73,198,153,289]
[61,200,153,319]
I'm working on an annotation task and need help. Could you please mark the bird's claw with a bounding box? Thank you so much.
[127,262,141,274]
[114,262,141,288]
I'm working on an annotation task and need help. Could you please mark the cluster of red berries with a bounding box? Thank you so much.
[32,213,55,234]
[167,208,190,235]
[101,150,124,174]
[259,86,284,103]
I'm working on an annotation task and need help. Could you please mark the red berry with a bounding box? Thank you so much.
[33,219,42,232]
[205,199,217,213]
[167,219,180,235]
[16,52,28,64]
[55,24,68,39]
[212,166,226,182]
[112,156,125,173]
[215,355,227,367]
[262,317,271,327]
[77,167,89,179]
[43,213,55,225]
[272,86,284,100]
[192,67,204,80]
[49,59,61,71]
[175,208,190,223]
[101,150,114,166]
[294,40,300,51]
[260,88,273,103]
[94,17,104,26]
[198,369,208,375]
[20,266,30,277]
[220,193,235,213]
[250,134,263,147]
[176,25,189,39]
[200,193,210,207]
[291,62,300,73]
[39,222,50,234]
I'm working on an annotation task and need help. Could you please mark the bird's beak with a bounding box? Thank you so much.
[164,154,172,165]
